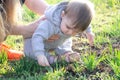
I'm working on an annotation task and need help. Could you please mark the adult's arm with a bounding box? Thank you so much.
[10,0,48,37]
[24,0,49,15]
[10,18,40,38]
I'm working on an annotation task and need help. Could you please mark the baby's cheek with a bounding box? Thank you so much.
[61,26,65,31]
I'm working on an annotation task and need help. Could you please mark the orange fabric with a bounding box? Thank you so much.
[0,43,24,61]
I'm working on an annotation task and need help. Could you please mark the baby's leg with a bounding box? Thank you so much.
[47,55,58,64]
[57,52,81,63]
[47,52,81,64]
[24,38,37,60]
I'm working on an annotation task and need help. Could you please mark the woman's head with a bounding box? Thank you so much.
[0,0,21,42]
[60,0,95,36]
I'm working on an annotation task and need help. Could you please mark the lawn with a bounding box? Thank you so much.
[0,0,120,80]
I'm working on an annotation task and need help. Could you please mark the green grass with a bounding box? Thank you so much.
[0,0,120,80]
[106,50,120,78]
[81,53,105,72]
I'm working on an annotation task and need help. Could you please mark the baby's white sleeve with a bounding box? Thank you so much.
[85,24,92,33]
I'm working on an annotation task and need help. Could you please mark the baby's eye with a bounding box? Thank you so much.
[66,26,73,29]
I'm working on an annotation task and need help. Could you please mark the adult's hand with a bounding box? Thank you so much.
[22,15,46,38]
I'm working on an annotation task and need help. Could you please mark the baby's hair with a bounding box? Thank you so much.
[0,0,21,42]
[64,0,95,32]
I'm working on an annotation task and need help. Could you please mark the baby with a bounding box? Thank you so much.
[24,0,95,66]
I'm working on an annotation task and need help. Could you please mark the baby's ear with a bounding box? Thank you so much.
[61,11,65,18]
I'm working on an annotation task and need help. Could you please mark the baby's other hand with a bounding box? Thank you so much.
[86,32,95,46]
[37,55,50,66]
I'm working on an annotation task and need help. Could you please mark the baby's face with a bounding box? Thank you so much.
[60,12,79,36]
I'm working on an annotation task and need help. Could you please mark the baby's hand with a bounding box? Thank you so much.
[37,55,50,66]
[86,32,95,46]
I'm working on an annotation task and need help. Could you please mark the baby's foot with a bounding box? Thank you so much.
[63,53,81,63]
[48,55,58,64]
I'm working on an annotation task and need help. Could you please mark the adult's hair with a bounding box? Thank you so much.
[64,0,95,32]
[0,0,21,42]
